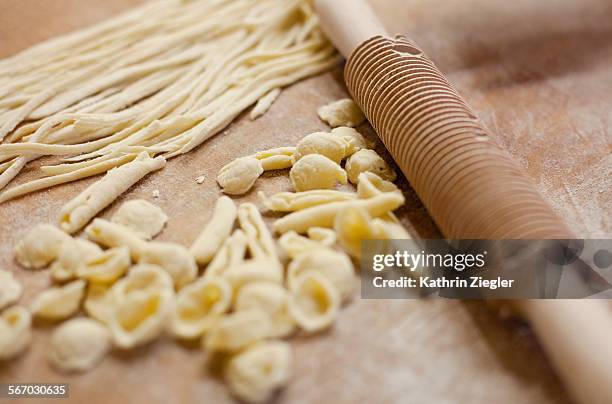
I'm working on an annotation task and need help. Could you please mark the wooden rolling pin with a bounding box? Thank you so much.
[314,1,612,403]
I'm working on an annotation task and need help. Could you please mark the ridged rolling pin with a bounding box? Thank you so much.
[314,0,612,403]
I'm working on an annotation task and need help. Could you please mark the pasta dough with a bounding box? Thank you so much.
[287,249,356,302]
[111,199,168,239]
[190,196,237,265]
[290,154,347,192]
[235,282,295,338]
[170,276,232,339]
[345,149,396,184]
[59,152,166,233]
[50,238,102,282]
[217,156,263,195]
[295,132,349,163]
[226,341,292,404]
[288,272,340,333]
[14,224,71,269]
[318,98,366,128]
[0,270,22,310]
[0,306,31,361]
[48,318,111,373]
[204,309,272,352]
[30,280,86,321]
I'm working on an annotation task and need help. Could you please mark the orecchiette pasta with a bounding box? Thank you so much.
[111,199,168,240]
[0,270,22,310]
[48,318,111,373]
[14,224,71,269]
[288,272,340,333]
[85,218,147,259]
[278,228,336,259]
[59,152,166,233]
[217,156,264,195]
[190,196,237,265]
[331,127,370,155]
[235,282,295,338]
[295,132,349,163]
[204,309,272,352]
[222,259,284,291]
[77,247,131,284]
[112,264,174,299]
[345,149,396,184]
[259,190,356,212]
[289,154,347,192]
[226,341,292,404]
[273,192,405,234]
[138,242,198,288]
[0,306,31,361]
[206,229,248,278]
[318,98,366,128]
[107,287,174,349]
[170,276,232,339]
[287,249,355,302]
[50,238,102,282]
[30,280,86,321]
[84,283,114,325]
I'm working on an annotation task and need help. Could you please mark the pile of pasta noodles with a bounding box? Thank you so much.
[0,0,339,201]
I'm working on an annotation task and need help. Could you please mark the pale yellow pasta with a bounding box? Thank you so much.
[278,228,336,259]
[274,192,405,234]
[258,154,294,171]
[84,283,113,324]
[107,287,174,349]
[345,149,396,184]
[288,272,340,333]
[295,132,349,163]
[318,98,365,128]
[206,229,248,278]
[0,306,31,361]
[112,264,174,300]
[204,309,272,352]
[50,238,102,282]
[254,146,296,162]
[48,318,111,373]
[190,196,237,265]
[30,279,86,321]
[238,203,278,261]
[222,259,284,291]
[217,156,263,195]
[0,270,22,310]
[170,276,232,339]
[138,242,197,288]
[77,247,131,284]
[371,218,412,239]
[235,282,295,338]
[331,126,370,155]
[111,199,168,240]
[59,152,166,233]
[356,171,400,199]
[226,340,292,404]
[250,88,281,120]
[85,218,147,259]
[14,224,71,269]
[259,189,356,212]
[289,154,347,192]
[287,249,355,302]
[334,206,381,260]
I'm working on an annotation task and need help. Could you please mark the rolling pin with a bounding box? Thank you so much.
[314,1,612,403]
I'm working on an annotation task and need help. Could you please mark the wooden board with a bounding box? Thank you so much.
[0,1,610,403]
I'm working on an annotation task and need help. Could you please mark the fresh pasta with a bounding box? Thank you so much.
[0,270,23,310]
[190,196,237,265]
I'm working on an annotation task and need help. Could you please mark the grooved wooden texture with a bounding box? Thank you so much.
[345,36,574,239]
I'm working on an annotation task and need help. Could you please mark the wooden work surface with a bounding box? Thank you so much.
[0,1,610,403]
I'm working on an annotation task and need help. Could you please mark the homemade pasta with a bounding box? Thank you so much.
[190,195,237,265]
[0,306,31,361]
[111,199,168,240]
[30,280,86,321]
[0,270,23,310]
